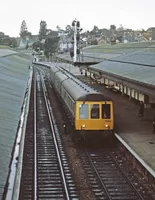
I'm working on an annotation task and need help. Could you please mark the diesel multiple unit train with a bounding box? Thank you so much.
[50,65,114,139]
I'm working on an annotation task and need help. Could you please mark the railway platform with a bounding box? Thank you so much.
[56,53,101,66]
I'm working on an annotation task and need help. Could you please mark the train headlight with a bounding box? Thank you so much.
[82,124,86,128]
[105,124,109,128]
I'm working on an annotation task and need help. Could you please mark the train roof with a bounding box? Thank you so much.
[56,65,97,93]
[50,65,112,101]
[77,93,112,101]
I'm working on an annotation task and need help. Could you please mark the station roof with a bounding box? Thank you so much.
[89,46,155,87]
[108,45,155,65]
[0,48,17,57]
[84,41,155,54]
[83,41,155,60]
[0,51,30,198]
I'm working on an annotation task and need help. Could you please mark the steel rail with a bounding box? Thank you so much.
[40,72,70,200]
[84,149,111,200]
[34,72,37,200]
[109,150,145,200]
[84,147,150,200]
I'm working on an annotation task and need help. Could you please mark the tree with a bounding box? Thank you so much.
[44,36,59,57]
[0,32,5,38]
[39,21,47,41]
[109,25,117,40]
[27,31,32,38]
[91,25,99,35]
[110,25,116,31]
[1,37,12,46]
[11,38,17,48]
[32,41,43,51]
[65,25,73,38]
[65,25,72,33]
[91,39,98,45]
[20,20,28,38]
[117,35,123,42]
[56,25,61,32]
[117,24,124,31]
[46,29,53,36]
[25,43,29,49]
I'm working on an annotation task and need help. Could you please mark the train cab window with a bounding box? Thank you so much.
[90,104,100,119]
[79,104,88,119]
[102,104,110,119]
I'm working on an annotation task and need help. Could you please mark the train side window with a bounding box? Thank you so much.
[90,104,100,119]
[64,91,66,99]
[102,104,110,119]
[79,104,88,119]
[73,103,75,113]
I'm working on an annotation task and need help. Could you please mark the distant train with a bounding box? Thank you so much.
[49,65,114,139]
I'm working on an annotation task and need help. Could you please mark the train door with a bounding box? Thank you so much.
[101,102,114,130]
[89,103,103,130]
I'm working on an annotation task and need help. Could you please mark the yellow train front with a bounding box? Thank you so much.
[50,65,114,140]
[75,93,114,138]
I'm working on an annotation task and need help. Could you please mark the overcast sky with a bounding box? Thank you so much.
[1,0,155,37]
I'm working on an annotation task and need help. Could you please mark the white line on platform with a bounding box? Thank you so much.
[115,133,155,178]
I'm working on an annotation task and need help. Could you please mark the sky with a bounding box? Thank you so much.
[0,0,155,37]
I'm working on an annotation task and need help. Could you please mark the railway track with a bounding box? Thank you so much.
[19,69,78,199]
[80,146,154,200]
[39,64,154,200]
[21,64,155,200]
